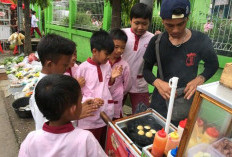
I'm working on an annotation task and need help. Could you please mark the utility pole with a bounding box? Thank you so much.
[17,0,23,53]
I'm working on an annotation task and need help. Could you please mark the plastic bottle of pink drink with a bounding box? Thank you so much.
[151,128,168,157]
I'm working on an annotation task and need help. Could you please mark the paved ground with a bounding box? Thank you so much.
[0,51,34,156]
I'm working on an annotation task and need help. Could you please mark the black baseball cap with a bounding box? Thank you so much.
[160,0,190,19]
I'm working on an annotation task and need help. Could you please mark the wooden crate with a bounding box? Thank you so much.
[220,63,232,89]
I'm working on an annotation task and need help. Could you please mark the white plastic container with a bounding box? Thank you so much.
[187,143,211,157]
[207,138,232,157]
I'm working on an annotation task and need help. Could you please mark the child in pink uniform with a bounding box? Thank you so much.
[76,30,122,148]
[19,74,107,157]
[30,34,99,130]
[122,3,154,113]
[64,51,86,87]
[109,28,131,120]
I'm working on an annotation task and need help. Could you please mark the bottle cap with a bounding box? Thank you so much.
[206,127,219,138]
[170,131,179,139]
[171,147,178,156]
[179,118,187,128]
[158,128,167,138]
[197,118,204,127]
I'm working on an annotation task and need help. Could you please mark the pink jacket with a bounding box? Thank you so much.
[109,57,131,118]
[122,28,154,93]
[18,122,107,157]
[76,58,114,129]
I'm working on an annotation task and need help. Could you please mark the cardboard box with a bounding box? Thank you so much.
[220,63,232,89]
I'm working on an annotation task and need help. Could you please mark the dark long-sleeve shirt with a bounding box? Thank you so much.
[143,30,219,88]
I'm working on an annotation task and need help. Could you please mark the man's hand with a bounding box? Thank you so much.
[184,75,205,100]
[79,99,101,119]
[76,77,85,88]
[153,79,171,100]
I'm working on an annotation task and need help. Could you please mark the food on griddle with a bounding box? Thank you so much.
[138,130,145,135]
[150,129,156,134]
[126,115,163,149]
[137,125,143,130]
[145,131,153,138]
[144,125,151,130]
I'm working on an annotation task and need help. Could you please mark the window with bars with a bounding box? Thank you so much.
[74,0,104,31]
[150,0,232,57]
[189,0,232,57]
[0,4,10,26]
[51,0,69,26]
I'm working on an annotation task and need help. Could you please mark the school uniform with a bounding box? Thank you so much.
[31,14,42,37]
[18,122,107,157]
[76,58,114,147]
[29,73,47,130]
[122,28,154,113]
[64,63,79,77]
[109,57,131,118]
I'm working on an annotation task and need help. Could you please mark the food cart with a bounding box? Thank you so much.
[101,110,177,157]
[176,81,232,157]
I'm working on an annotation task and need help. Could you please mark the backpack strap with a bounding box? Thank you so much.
[155,33,164,80]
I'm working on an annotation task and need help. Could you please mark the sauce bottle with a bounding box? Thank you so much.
[164,131,180,154]
[167,147,178,157]
[151,128,167,157]
[177,119,187,140]
[202,127,219,144]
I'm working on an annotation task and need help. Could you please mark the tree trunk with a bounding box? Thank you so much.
[111,0,121,29]
[23,0,32,55]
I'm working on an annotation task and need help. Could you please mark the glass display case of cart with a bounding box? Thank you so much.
[51,0,69,26]
[177,81,232,157]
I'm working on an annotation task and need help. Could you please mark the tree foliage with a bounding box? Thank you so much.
[30,0,50,9]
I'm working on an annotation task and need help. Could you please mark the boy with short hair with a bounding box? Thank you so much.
[30,34,99,130]
[19,74,107,157]
[122,3,154,113]
[30,34,75,130]
[109,28,131,120]
[76,30,122,148]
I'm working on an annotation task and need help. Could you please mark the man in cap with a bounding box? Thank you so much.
[143,0,219,126]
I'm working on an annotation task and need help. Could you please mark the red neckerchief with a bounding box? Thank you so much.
[130,28,141,51]
[65,67,72,77]
[87,58,103,82]
[43,122,74,134]
[109,57,122,67]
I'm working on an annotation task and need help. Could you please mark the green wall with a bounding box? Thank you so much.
[43,0,111,62]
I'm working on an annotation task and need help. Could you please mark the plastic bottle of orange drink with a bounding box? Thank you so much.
[151,128,168,157]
